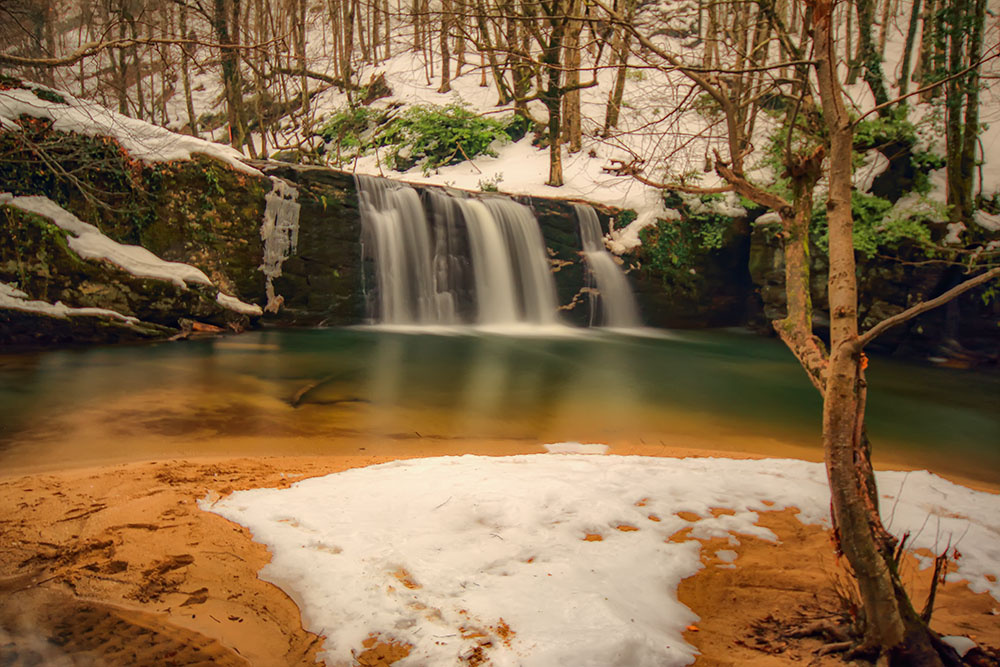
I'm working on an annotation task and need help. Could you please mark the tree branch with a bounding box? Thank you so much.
[0,34,287,69]
[853,45,1000,125]
[855,266,1000,349]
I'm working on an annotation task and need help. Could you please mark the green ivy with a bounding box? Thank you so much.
[811,191,933,258]
[853,106,917,150]
[378,104,512,173]
[641,193,736,285]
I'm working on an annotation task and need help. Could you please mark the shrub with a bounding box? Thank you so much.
[319,103,514,174]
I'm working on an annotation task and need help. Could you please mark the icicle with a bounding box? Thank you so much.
[260,177,301,313]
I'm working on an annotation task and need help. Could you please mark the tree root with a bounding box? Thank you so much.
[789,619,849,643]
[817,640,853,656]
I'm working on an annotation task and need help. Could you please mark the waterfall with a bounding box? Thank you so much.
[480,198,559,325]
[355,175,560,327]
[574,204,641,328]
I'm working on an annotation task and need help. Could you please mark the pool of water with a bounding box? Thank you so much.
[0,327,997,484]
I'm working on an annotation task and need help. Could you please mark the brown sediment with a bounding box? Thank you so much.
[0,453,997,666]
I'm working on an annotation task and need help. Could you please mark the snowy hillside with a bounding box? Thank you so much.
[9,0,998,255]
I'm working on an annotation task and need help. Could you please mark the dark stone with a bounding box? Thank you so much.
[0,206,247,346]
[256,164,365,325]
[747,218,1000,360]
[632,215,755,329]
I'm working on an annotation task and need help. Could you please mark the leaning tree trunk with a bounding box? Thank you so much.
[812,0,945,662]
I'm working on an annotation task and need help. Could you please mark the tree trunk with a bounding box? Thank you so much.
[439,0,452,92]
[179,3,199,136]
[854,0,890,112]
[944,1,966,224]
[812,1,944,661]
[384,0,392,59]
[562,0,582,153]
[956,0,985,222]
[541,1,569,186]
[298,0,310,123]
[603,0,634,136]
[898,0,921,96]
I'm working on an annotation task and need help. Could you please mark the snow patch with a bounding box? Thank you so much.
[0,84,260,176]
[945,222,965,245]
[4,195,213,288]
[216,292,263,316]
[940,636,976,657]
[206,455,1000,667]
[974,210,1000,232]
[543,442,609,455]
[1,282,137,324]
[607,207,663,254]
[854,150,891,194]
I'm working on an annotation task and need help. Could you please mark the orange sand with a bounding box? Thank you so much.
[0,451,997,666]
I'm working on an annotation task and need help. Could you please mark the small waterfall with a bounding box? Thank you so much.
[574,204,641,328]
[356,175,560,327]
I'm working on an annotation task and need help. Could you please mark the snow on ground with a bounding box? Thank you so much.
[0,281,138,324]
[206,453,1000,667]
[542,442,609,454]
[0,84,261,176]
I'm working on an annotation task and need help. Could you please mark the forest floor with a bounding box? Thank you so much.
[0,451,997,667]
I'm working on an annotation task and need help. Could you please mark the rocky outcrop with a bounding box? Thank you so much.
[630,216,754,329]
[1,127,270,346]
[748,219,1000,359]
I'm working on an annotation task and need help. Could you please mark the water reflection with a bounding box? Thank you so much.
[0,328,997,484]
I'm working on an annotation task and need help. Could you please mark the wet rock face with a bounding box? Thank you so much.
[257,168,616,327]
[140,157,270,301]
[516,195,593,327]
[631,216,755,329]
[0,207,251,346]
[0,128,270,346]
[256,164,365,325]
[747,223,1000,359]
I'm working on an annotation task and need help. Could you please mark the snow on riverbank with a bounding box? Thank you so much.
[206,453,1000,667]
[2,194,261,316]
[0,84,261,176]
[5,195,214,288]
[0,282,138,323]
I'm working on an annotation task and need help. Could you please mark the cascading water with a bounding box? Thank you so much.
[574,203,642,328]
[355,174,560,327]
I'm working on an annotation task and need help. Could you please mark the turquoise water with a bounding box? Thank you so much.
[0,327,997,483]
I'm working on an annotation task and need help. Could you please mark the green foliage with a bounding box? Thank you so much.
[32,87,67,104]
[478,173,504,192]
[853,107,917,150]
[641,193,736,284]
[615,209,637,229]
[812,191,934,258]
[319,103,513,174]
[982,285,998,307]
[319,106,387,152]
[910,150,946,194]
[379,104,512,173]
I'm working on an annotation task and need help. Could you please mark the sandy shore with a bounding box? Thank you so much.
[0,451,997,666]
